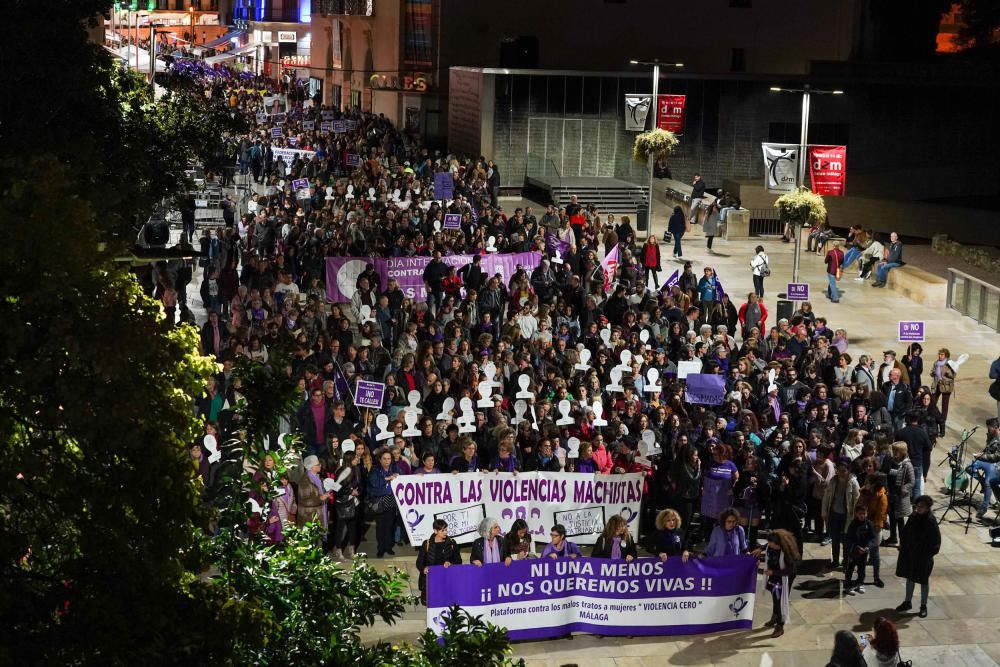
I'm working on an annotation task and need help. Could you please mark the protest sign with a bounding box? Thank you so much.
[346,153,362,167]
[391,472,644,546]
[320,120,334,132]
[427,556,757,640]
[434,171,454,200]
[684,374,726,405]
[354,380,385,409]
[325,251,542,302]
[443,213,462,230]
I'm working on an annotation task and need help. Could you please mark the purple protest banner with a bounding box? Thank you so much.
[302,120,315,131]
[427,556,757,640]
[665,269,680,289]
[346,153,362,167]
[354,380,385,409]
[787,283,809,300]
[434,171,454,200]
[684,373,726,405]
[332,119,347,133]
[898,321,924,342]
[270,126,283,138]
[320,120,334,132]
[326,252,542,302]
[443,213,462,230]
[544,231,569,260]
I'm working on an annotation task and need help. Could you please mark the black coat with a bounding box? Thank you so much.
[470,536,510,564]
[641,242,662,270]
[895,512,940,585]
[591,535,639,560]
[416,537,462,595]
[668,212,687,237]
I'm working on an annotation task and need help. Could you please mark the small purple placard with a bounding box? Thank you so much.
[345,153,362,167]
[354,380,385,409]
[786,283,809,301]
[443,213,462,230]
[270,126,283,138]
[898,321,924,342]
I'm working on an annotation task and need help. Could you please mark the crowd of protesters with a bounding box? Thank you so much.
[168,66,969,642]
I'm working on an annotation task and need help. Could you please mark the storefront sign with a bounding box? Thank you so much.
[280,54,310,67]
[368,72,432,93]
[656,94,686,134]
[427,556,757,640]
[808,145,847,196]
[278,31,297,43]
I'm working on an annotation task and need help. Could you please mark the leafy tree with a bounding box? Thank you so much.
[868,0,952,60]
[955,0,1000,52]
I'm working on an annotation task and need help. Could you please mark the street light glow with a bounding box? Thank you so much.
[629,59,639,65]
[769,87,782,92]
[832,90,844,95]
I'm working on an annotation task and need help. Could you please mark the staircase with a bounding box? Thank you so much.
[525,175,649,217]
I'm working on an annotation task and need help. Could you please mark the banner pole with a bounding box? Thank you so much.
[792,87,811,284]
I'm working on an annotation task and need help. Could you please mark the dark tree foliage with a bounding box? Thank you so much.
[955,0,1000,52]
[869,0,953,60]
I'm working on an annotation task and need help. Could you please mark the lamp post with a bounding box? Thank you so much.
[769,84,844,282]
[189,5,195,44]
[630,59,683,238]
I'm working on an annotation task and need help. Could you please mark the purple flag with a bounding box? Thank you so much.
[665,269,680,289]
[333,365,351,402]
[544,231,569,259]
[684,373,726,405]
[427,556,757,640]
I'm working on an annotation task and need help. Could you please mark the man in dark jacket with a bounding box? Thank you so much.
[896,411,932,499]
[689,174,706,223]
[458,254,485,294]
[882,368,913,430]
[422,250,449,316]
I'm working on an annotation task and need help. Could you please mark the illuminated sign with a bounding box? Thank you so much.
[278,31,297,42]
[281,54,311,67]
[367,72,431,93]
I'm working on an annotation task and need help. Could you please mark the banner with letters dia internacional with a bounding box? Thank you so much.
[809,145,847,196]
[390,472,644,546]
[426,555,758,640]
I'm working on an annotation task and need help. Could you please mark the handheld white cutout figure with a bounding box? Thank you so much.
[404,390,423,415]
[511,399,528,426]
[515,374,533,399]
[359,304,375,324]
[599,327,612,347]
[641,429,661,457]
[375,413,394,441]
[204,434,221,463]
[644,368,662,394]
[486,236,498,253]
[433,219,442,233]
[617,349,633,372]
[481,362,499,388]
[323,478,342,493]
[367,187,376,202]
[766,368,778,395]
[574,347,592,371]
[344,184,354,200]
[566,437,581,460]
[555,399,574,426]
[325,186,335,201]
[640,329,650,345]
[592,400,608,427]
[436,396,455,422]
[605,367,624,393]
[457,397,476,433]
[477,381,494,408]
[947,353,970,374]
[402,410,421,437]
[341,440,356,454]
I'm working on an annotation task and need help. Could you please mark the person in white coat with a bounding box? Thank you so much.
[750,245,769,298]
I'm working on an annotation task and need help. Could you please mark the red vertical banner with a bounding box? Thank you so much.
[656,94,686,134]
[808,145,847,196]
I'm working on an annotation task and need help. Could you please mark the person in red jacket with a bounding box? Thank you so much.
[737,292,769,340]
[441,266,463,300]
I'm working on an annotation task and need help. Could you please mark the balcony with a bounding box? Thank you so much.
[233,7,304,23]
[315,0,374,17]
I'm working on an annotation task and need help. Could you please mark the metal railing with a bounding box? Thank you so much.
[525,154,562,187]
[947,268,1000,332]
[749,208,784,237]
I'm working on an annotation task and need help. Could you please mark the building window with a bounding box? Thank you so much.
[350,89,361,109]
[729,0,751,7]
[730,48,746,72]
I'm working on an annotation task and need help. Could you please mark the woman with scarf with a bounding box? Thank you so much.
[541,524,582,559]
[329,450,360,560]
[568,441,598,473]
[764,528,800,638]
[590,515,638,561]
[930,347,956,436]
[704,508,759,558]
[490,440,519,472]
[470,517,505,566]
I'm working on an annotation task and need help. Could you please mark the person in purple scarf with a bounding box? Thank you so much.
[590,515,638,561]
[490,441,519,472]
[297,455,330,535]
[570,442,598,473]
[471,517,505,566]
[541,524,582,560]
[704,508,760,557]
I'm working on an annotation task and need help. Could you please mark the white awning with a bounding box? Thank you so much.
[204,41,260,64]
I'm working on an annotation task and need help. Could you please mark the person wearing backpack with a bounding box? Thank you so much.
[750,245,770,298]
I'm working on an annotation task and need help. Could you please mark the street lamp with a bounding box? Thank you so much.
[630,59,683,237]
[769,84,844,283]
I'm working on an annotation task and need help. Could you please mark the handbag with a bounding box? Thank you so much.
[335,496,357,520]
[897,651,912,667]
[365,494,395,515]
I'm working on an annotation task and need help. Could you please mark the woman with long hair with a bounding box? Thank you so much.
[764,528,800,638]
[863,616,901,667]
[590,514,638,561]
[826,630,867,667]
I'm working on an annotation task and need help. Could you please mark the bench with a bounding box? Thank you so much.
[885,264,948,308]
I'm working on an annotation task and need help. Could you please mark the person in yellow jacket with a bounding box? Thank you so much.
[860,471,889,587]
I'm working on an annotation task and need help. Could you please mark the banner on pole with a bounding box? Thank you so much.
[656,94,686,134]
[427,556,757,640]
[391,472,644,546]
[624,94,652,132]
[601,245,620,292]
[325,252,542,302]
[544,231,569,259]
[808,145,847,196]
[354,380,386,409]
[762,143,799,194]
[684,373,726,405]
[434,172,454,200]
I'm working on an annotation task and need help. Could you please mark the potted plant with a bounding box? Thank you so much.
[633,128,679,164]
[774,186,826,227]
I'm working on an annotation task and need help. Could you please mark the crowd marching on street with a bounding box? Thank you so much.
[151,61,1000,660]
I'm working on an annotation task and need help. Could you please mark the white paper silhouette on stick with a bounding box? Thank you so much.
[574,347,592,371]
[457,397,476,433]
[437,396,455,422]
[477,381,494,408]
[404,390,423,415]
[515,374,533,400]
[511,399,528,426]
[644,368,662,394]
[402,410,421,437]
[591,401,608,427]
[555,399,574,425]
[375,413,394,441]
[605,367,624,393]
[566,437,581,460]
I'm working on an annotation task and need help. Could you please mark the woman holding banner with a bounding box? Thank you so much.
[367,448,400,558]
[590,515,638,561]
[470,517,505,566]
[416,519,462,605]
[502,519,534,563]
[541,524,582,560]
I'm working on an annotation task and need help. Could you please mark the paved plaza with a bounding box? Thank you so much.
[347,200,1000,667]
